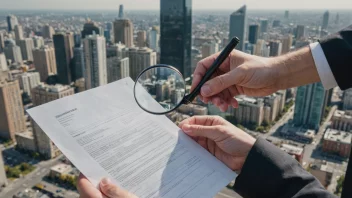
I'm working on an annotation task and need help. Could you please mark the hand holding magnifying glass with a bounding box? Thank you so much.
[134,37,240,115]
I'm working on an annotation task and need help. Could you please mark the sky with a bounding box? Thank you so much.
[0,0,352,10]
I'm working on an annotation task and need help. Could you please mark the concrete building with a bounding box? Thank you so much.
[14,25,24,41]
[0,32,4,52]
[50,163,73,178]
[106,43,128,59]
[113,19,134,47]
[201,41,219,58]
[322,11,330,30]
[4,39,22,64]
[323,129,351,158]
[332,110,352,132]
[343,88,352,110]
[53,32,74,85]
[280,143,304,163]
[260,19,268,33]
[229,5,247,51]
[32,36,45,48]
[178,104,208,116]
[296,25,306,40]
[73,46,85,81]
[128,47,157,80]
[15,130,36,152]
[18,38,34,61]
[276,90,287,112]
[31,83,74,159]
[107,57,129,83]
[33,46,57,82]
[148,26,160,52]
[309,160,334,187]
[137,30,147,47]
[42,25,55,39]
[0,53,7,72]
[18,72,40,96]
[0,151,7,187]
[81,20,101,39]
[280,124,315,143]
[281,34,293,54]
[83,34,107,89]
[6,15,18,32]
[269,40,282,57]
[264,94,280,122]
[0,80,26,141]
[233,96,264,126]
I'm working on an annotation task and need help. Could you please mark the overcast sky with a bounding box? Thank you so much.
[1,0,352,10]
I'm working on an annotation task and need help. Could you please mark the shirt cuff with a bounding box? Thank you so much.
[309,42,338,90]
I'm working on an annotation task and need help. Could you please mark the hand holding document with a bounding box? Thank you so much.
[28,77,237,198]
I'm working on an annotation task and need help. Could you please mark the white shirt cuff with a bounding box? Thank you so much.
[309,42,338,90]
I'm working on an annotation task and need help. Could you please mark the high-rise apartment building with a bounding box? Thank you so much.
[296,25,306,40]
[332,110,352,132]
[107,43,128,59]
[201,41,219,58]
[113,19,134,47]
[32,36,45,48]
[294,82,326,130]
[33,46,57,82]
[233,96,264,126]
[18,72,40,96]
[81,20,101,39]
[53,32,74,85]
[7,15,18,32]
[248,24,260,44]
[128,47,157,80]
[160,0,192,77]
[119,4,124,18]
[281,34,293,54]
[269,40,282,57]
[18,38,34,61]
[260,19,269,33]
[14,25,24,41]
[0,53,7,72]
[4,39,22,64]
[83,35,107,89]
[137,31,147,47]
[229,5,246,51]
[322,11,330,30]
[148,26,160,52]
[73,46,85,80]
[42,25,55,39]
[31,83,74,159]
[0,80,26,141]
[343,89,352,110]
[107,57,130,83]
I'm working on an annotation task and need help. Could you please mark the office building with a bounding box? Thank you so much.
[113,19,134,47]
[254,39,267,56]
[0,32,4,52]
[7,15,18,32]
[285,10,289,19]
[0,53,7,72]
[272,20,281,28]
[32,36,45,48]
[107,43,128,59]
[269,40,282,57]
[81,20,101,39]
[15,130,36,152]
[4,39,22,64]
[53,32,74,85]
[264,94,280,122]
[18,72,40,96]
[322,11,329,30]
[233,96,264,126]
[107,57,130,83]
[248,24,259,44]
[83,35,107,89]
[119,4,124,18]
[148,26,160,52]
[323,129,351,158]
[281,34,293,54]
[160,0,192,77]
[229,5,247,51]
[294,82,326,130]
[0,80,26,141]
[0,151,7,187]
[309,160,333,187]
[14,25,24,41]
[104,30,111,42]
[137,30,147,47]
[280,143,304,163]
[201,41,219,58]
[332,110,352,132]
[276,90,287,112]
[33,46,57,82]
[260,19,269,33]
[73,46,85,80]
[296,25,305,40]
[343,89,352,110]
[18,38,34,61]
[42,25,55,39]
[31,83,74,159]
[128,47,157,80]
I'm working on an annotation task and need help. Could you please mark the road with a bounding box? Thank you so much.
[40,181,79,198]
[262,106,295,139]
[0,155,63,198]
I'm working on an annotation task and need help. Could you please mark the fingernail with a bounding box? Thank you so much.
[101,178,111,186]
[201,85,211,96]
[183,124,192,133]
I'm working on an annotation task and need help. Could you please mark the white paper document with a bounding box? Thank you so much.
[27,77,237,198]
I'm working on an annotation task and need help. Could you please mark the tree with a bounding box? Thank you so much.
[20,163,31,171]
[59,174,67,182]
[256,126,265,133]
[335,175,345,196]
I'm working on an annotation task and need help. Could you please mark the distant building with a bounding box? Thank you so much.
[343,88,352,110]
[201,41,219,58]
[248,24,259,44]
[254,39,269,57]
[75,78,85,93]
[148,26,160,52]
[0,53,7,72]
[296,25,306,40]
[260,19,269,34]
[294,83,326,131]
[81,20,101,39]
[53,32,74,85]
[264,94,280,122]
[323,129,351,158]
[128,47,157,80]
[0,80,26,141]
[269,40,282,57]
[4,39,23,64]
[272,20,281,28]
[229,5,247,51]
[73,46,85,81]
[309,160,333,187]
[118,4,124,19]
[281,34,293,54]
[113,19,134,47]
[160,0,192,77]
[50,163,73,178]
[178,104,208,116]
[32,36,45,48]
[137,30,147,47]
[332,110,352,132]
[18,38,34,61]
[7,15,18,32]
[42,25,55,39]
[280,143,304,163]
[0,151,7,187]
[107,57,129,83]
[322,11,329,30]
[0,32,4,52]
[233,96,264,126]
[14,25,24,41]
[83,34,107,89]
[15,130,36,152]
[18,72,40,96]
[285,10,289,19]
[33,46,57,82]
[279,124,315,143]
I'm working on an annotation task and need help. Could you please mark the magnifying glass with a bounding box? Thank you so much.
[133,37,240,115]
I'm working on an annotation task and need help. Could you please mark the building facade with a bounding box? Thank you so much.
[73,46,85,81]
[281,34,293,54]
[137,31,147,47]
[18,72,40,96]
[33,46,57,82]
[332,110,352,132]
[107,57,129,83]
[53,32,74,85]
[113,19,134,47]
[322,11,330,30]
[4,40,23,64]
[7,15,18,32]
[81,21,101,39]
[42,25,55,39]
[323,129,351,158]
[18,38,34,61]
[233,97,264,126]
[343,88,352,110]
[201,41,219,58]
[269,40,282,57]
[128,47,157,80]
[248,24,259,45]
[229,5,247,51]
[14,25,24,41]
[148,26,160,52]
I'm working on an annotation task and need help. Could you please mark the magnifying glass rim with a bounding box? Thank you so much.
[133,64,186,115]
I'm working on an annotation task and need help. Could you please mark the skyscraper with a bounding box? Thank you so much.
[0,32,4,52]
[18,72,40,96]
[269,40,282,57]
[0,53,7,72]
[335,13,340,24]
[160,0,192,77]
[18,38,34,61]
[343,89,352,110]
[285,10,289,19]
[33,46,57,81]
[14,25,24,41]
[4,39,22,64]
[128,47,157,80]
[107,57,130,83]
[201,41,219,58]
[32,36,45,48]
[6,15,18,32]
[42,25,55,39]
[83,34,107,89]
[137,31,147,47]
[73,46,85,80]
[296,25,306,40]
[148,26,160,52]
[53,32,74,85]
[113,19,134,47]
[322,11,330,30]
[248,24,260,44]
[294,82,326,130]
[281,34,293,54]
[272,20,281,28]
[260,18,269,33]
[0,80,26,141]
[229,5,247,51]
[81,20,101,39]
[119,4,124,18]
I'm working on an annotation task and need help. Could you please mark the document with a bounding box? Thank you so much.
[27,77,237,198]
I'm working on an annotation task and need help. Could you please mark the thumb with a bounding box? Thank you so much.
[200,67,245,97]
[182,124,225,141]
[100,178,137,198]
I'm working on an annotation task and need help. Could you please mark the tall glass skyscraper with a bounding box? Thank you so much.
[293,82,326,131]
[248,24,259,44]
[229,5,246,51]
[160,0,192,77]
[53,32,74,85]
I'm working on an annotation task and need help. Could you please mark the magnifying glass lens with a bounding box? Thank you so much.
[134,66,186,114]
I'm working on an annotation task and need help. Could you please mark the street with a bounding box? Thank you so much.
[263,106,295,139]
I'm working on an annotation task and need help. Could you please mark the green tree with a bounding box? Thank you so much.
[335,175,345,196]
[20,163,31,171]
[256,126,265,133]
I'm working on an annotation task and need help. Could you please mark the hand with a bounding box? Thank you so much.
[77,174,137,198]
[179,116,256,172]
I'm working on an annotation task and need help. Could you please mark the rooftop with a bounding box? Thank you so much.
[50,163,73,174]
[34,83,73,93]
[15,130,34,139]
[310,160,334,173]
[280,143,304,155]
[324,129,352,144]
[333,110,352,119]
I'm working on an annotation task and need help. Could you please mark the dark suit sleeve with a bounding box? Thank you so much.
[233,138,337,198]
[319,25,352,90]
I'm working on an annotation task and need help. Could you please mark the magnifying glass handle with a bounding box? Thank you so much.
[183,37,240,104]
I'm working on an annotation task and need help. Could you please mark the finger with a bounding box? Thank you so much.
[77,174,103,198]
[182,124,226,142]
[100,178,137,198]
[179,116,219,128]
[231,98,239,108]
